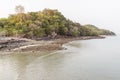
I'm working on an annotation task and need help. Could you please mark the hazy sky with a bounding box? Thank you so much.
[0,0,120,34]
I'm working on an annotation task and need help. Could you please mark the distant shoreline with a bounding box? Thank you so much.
[0,36,105,55]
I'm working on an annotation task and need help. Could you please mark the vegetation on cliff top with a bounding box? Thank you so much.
[0,9,115,38]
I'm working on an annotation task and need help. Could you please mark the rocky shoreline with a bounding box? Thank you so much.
[0,36,105,54]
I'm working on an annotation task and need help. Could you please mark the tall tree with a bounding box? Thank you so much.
[15,5,25,14]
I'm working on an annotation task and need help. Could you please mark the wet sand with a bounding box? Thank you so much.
[0,36,105,54]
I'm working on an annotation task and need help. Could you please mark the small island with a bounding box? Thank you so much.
[0,8,115,54]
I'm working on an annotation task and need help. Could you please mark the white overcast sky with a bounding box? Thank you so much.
[0,0,120,34]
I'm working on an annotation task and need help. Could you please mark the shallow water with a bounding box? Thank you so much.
[0,36,120,80]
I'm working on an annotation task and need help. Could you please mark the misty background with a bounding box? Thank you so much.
[0,0,120,34]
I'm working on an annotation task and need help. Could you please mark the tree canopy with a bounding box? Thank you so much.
[0,9,115,38]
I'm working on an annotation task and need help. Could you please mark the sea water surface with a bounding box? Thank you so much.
[0,36,120,80]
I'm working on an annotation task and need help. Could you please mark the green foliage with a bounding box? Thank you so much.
[0,9,115,38]
[79,25,98,36]
[80,24,115,36]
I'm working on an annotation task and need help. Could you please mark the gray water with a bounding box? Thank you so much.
[0,36,120,80]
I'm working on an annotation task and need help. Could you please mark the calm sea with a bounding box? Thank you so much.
[0,36,120,80]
